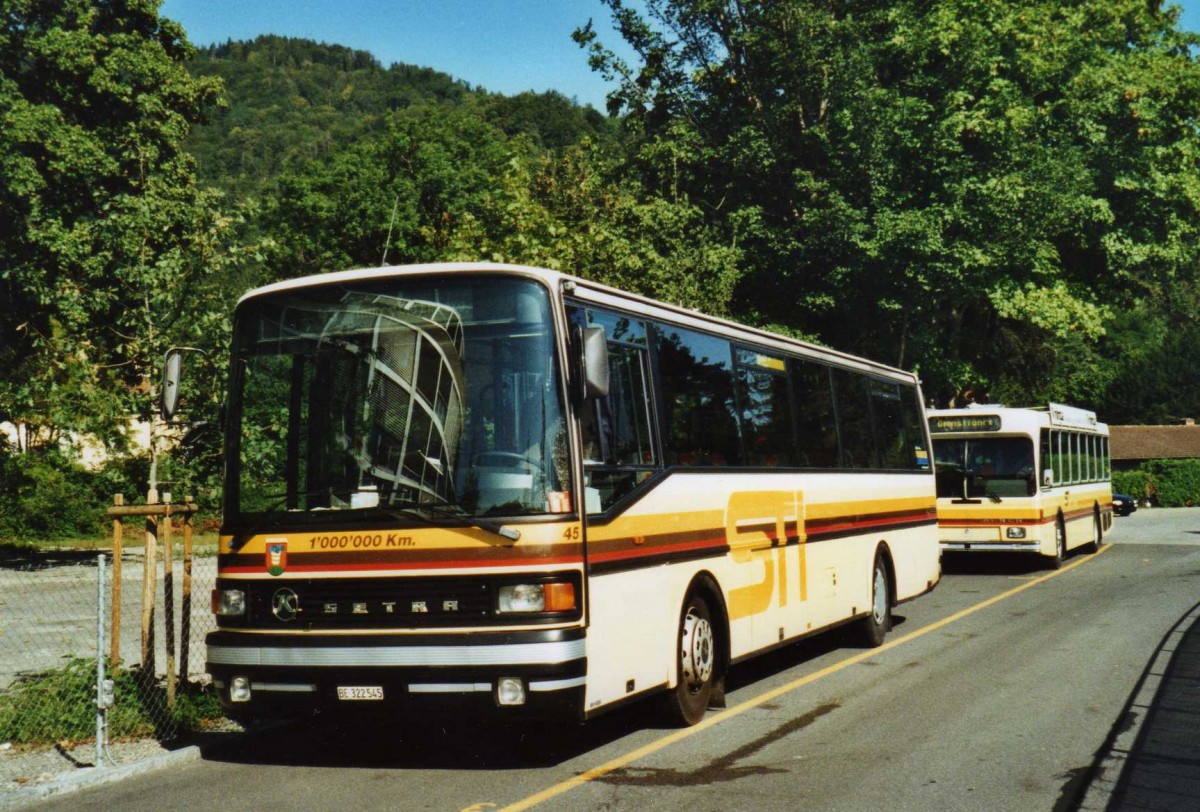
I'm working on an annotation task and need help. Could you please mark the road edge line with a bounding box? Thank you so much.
[496,545,1110,812]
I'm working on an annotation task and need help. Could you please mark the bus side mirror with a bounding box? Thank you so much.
[581,325,609,400]
[1042,469,1054,488]
[571,323,609,398]
[161,349,183,421]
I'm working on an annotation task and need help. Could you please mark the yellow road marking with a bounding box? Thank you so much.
[493,545,1111,812]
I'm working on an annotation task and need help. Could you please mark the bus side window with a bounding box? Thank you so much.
[656,324,741,468]
[1040,429,1052,489]
[792,359,839,468]
[832,368,876,469]
[869,378,922,470]
[901,385,930,470]
[734,348,794,467]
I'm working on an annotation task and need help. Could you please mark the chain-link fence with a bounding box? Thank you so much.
[0,513,219,751]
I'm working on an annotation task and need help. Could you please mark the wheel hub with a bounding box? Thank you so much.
[681,610,714,689]
[872,567,887,623]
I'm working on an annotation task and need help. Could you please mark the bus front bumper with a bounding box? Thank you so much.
[206,627,586,720]
[939,541,1041,553]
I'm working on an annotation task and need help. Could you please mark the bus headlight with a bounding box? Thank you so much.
[497,582,576,613]
[230,676,251,702]
[212,588,246,616]
[496,677,526,706]
[1006,527,1027,540]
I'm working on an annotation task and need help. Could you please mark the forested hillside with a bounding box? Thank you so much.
[186,35,610,198]
[4,1,1200,535]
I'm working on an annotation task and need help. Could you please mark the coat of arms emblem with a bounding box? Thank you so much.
[266,541,287,576]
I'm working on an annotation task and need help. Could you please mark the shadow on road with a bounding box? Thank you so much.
[189,703,667,771]
[189,615,904,772]
[1068,598,1200,810]
[0,543,107,571]
[941,550,1057,576]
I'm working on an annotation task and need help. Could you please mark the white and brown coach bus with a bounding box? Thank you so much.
[173,263,942,726]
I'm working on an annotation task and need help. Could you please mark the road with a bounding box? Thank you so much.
[41,508,1200,811]
[0,550,217,688]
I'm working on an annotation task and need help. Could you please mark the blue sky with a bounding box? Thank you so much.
[159,0,636,110]
[1177,0,1200,36]
[160,0,1200,112]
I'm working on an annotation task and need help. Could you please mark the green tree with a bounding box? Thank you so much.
[0,0,248,465]
[442,139,741,313]
[263,97,740,314]
[262,100,516,277]
[577,0,1200,408]
[185,36,476,200]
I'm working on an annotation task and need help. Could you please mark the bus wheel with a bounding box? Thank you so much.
[664,593,715,726]
[856,551,892,648]
[1049,516,1066,569]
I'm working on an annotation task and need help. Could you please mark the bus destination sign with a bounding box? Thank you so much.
[929,415,1002,433]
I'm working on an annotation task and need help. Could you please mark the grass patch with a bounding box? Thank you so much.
[0,659,225,746]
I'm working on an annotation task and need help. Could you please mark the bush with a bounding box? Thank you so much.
[0,658,225,746]
[1112,459,1200,507]
[0,449,106,540]
[1111,469,1154,503]
[1144,459,1200,507]
[0,446,174,542]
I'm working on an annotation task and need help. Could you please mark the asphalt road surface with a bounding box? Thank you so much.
[41,507,1200,811]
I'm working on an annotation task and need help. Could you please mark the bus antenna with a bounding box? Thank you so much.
[380,193,399,267]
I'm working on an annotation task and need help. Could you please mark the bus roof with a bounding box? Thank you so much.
[236,262,917,382]
[927,403,1107,435]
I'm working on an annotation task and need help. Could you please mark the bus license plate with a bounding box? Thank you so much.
[337,686,384,701]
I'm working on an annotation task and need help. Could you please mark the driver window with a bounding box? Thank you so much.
[569,305,657,513]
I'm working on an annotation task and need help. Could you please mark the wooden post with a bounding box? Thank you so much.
[110,494,124,667]
[163,496,176,709]
[180,495,194,685]
[140,491,159,675]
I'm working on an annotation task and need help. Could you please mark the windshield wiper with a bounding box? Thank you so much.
[951,472,1002,504]
[382,502,521,541]
[948,469,986,504]
[229,492,523,550]
[982,481,1003,503]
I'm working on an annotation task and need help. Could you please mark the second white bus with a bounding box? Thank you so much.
[928,404,1113,567]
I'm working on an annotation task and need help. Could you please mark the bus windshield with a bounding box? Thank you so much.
[933,437,1035,499]
[227,275,570,523]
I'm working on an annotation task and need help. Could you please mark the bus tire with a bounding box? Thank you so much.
[663,592,716,726]
[856,550,892,648]
[1049,515,1066,569]
[1085,509,1102,554]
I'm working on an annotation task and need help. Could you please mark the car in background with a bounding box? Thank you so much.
[1112,493,1137,516]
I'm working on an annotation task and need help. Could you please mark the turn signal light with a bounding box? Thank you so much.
[544,582,576,612]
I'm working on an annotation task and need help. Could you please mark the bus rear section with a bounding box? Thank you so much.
[565,289,940,724]
[929,404,1112,567]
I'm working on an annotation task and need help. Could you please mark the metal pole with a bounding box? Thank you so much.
[181,497,194,684]
[163,494,175,709]
[96,553,106,768]
[110,494,123,667]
